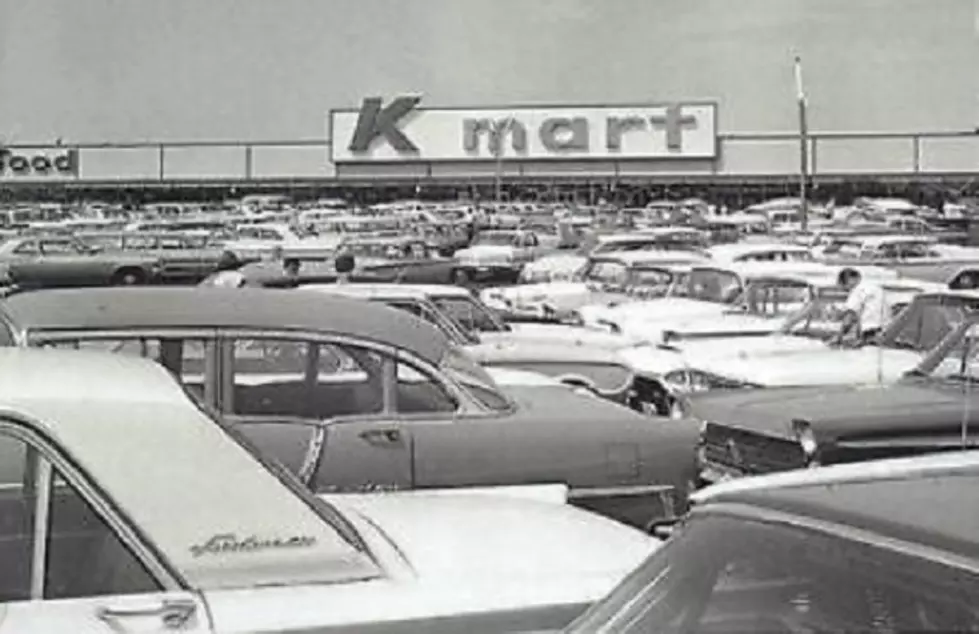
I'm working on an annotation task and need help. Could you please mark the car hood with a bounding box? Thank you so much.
[692,346,924,387]
[619,335,836,377]
[329,492,658,585]
[690,379,979,440]
[483,324,643,350]
[580,298,727,330]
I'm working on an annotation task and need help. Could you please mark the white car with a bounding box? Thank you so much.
[657,289,979,396]
[452,229,557,285]
[0,348,658,633]
[482,250,706,320]
[579,261,898,338]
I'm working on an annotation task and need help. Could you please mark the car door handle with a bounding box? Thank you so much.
[359,428,403,446]
[97,598,198,631]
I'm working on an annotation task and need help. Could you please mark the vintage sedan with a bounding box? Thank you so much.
[568,451,979,633]
[0,287,700,530]
[579,262,899,339]
[239,235,456,285]
[296,282,670,413]
[659,289,979,397]
[452,229,558,285]
[687,311,979,486]
[77,230,240,283]
[0,347,657,633]
[0,235,162,288]
[481,250,707,321]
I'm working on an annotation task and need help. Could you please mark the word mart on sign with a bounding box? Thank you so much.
[331,96,718,163]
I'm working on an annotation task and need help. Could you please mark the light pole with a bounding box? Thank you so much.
[794,55,810,232]
[493,117,517,203]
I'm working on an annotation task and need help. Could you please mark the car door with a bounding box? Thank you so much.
[0,428,212,634]
[220,335,413,494]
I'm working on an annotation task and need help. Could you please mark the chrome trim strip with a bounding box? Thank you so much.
[29,456,52,599]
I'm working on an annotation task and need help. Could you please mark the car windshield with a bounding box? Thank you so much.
[431,294,507,333]
[880,294,979,353]
[473,232,518,247]
[440,345,511,411]
[734,280,816,318]
[569,513,979,633]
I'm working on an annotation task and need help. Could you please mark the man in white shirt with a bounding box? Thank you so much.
[835,269,889,344]
[199,251,246,288]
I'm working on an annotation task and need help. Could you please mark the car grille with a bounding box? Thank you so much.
[702,422,806,475]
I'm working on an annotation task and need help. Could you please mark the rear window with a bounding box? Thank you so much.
[570,513,979,633]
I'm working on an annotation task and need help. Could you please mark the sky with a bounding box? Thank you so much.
[0,0,975,144]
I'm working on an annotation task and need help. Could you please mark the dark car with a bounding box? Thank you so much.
[239,235,456,285]
[567,451,979,633]
[0,287,699,531]
[689,292,979,486]
[77,230,240,283]
[0,235,161,288]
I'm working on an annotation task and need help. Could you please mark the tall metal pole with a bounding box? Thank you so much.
[795,56,810,232]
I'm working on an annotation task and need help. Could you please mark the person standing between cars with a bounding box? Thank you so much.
[334,251,356,284]
[835,269,888,345]
[199,251,246,288]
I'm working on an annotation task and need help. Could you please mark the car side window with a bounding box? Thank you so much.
[394,358,457,414]
[0,432,160,603]
[39,240,81,255]
[13,240,39,255]
[230,339,383,420]
[0,433,33,602]
[44,471,160,599]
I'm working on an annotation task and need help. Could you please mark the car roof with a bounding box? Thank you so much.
[1,287,449,364]
[707,242,812,261]
[591,250,708,266]
[300,283,472,300]
[696,450,979,562]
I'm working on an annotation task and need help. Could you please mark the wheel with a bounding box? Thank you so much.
[112,268,145,286]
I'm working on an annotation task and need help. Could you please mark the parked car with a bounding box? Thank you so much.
[481,251,707,321]
[0,347,658,632]
[0,287,700,530]
[452,229,558,285]
[296,283,673,414]
[567,451,979,633]
[660,289,979,398]
[77,230,240,283]
[688,311,979,486]
[0,235,162,288]
[240,235,456,285]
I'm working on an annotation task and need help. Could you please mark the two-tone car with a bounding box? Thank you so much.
[0,287,700,530]
[0,347,658,632]
[568,451,979,633]
[0,234,162,289]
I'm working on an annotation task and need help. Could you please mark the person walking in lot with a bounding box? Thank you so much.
[834,268,888,345]
[199,251,246,288]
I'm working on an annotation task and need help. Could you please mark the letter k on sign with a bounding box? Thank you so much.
[347,96,421,154]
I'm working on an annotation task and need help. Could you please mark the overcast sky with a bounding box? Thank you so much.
[0,0,975,143]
